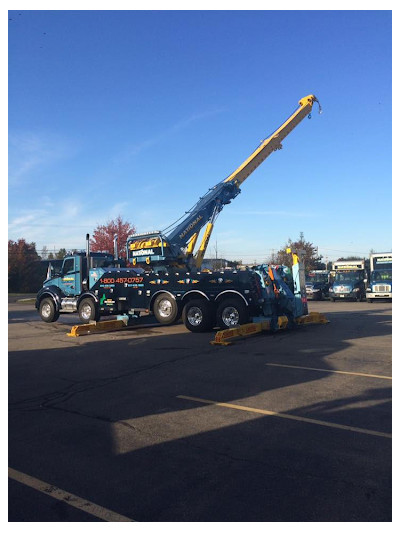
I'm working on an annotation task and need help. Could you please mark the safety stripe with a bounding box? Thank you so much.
[265,363,392,380]
[8,467,134,522]
[177,396,391,439]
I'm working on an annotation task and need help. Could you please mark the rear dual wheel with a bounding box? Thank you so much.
[183,299,214,332]
[216,298,249,329]
[183,298,249,332]
[153,293,180,325]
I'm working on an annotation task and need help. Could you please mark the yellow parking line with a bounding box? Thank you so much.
[8,467,134,522]
[177,396,391,439]
[265,363,392,380]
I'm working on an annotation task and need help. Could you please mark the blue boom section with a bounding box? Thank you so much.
[166,180,240,254]
[126,180,240,266]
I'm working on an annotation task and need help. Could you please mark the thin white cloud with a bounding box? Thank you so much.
[118,107,226,162]
[8,131,75,187]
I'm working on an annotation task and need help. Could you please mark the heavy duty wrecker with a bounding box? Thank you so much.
[36,95,325,335]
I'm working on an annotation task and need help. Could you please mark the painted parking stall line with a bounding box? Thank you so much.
[177,396,391,439]
[8,467,135,522]
[265,362,392,380]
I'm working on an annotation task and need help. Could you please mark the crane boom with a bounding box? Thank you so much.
[192,94,321,268]
[223,95,320,188]
[126,95,321,269]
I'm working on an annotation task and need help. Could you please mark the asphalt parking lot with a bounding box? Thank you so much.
[8,299,392,522]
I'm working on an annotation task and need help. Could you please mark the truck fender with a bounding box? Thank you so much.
[214,290,249,306]
[77,292,99,307]
[36,286,63,311]
[181,290,210,302]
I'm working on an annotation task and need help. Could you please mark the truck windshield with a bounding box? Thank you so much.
[335,271,364,282]
[371,270,392,282]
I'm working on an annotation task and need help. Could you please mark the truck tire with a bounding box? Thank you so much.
[153,293,179,325]
[39,297,60,323]
[183,299,214,333]
[78,298,100,323]
[216,298,249,329]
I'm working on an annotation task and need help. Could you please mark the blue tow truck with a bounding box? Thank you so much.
[35,95,320,331]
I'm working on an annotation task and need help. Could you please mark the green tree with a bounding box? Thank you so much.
[55,248,67,259]
[8,239,42,292]
[274,232,322,273]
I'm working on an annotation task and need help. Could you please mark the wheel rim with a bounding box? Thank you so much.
[158,298,173,318]
[187,306,203,326]
[221,306,240,327]
[81,302,92,320]
[41,302,52,318]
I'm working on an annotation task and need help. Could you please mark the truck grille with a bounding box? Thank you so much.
[373,285,391,293]
[336,286,350,293]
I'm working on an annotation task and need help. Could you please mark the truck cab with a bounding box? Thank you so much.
[329,260,367,302]
[366,270,392,301]
[36,251,124,322]
[366,253,392,302]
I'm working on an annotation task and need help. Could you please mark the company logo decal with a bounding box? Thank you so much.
[179,215,203,240]
[131,249,155,257]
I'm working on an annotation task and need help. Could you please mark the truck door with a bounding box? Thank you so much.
[59,257,80,296]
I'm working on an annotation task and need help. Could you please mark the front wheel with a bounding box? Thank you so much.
[39,297,60,323]
[153,293,179,325]
[78,298,100,323]
[183,299,214,332]
[216,298,249,329]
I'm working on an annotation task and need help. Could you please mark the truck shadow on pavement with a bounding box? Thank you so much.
[8,306,392,522]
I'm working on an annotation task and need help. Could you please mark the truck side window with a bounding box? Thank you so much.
[62,258,75,275]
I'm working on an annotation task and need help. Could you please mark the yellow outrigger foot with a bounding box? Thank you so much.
[295,312,330,326]
[210,313,329,346]
[67,319,128,337]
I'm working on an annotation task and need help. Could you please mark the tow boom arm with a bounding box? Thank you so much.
[126,95,321,268]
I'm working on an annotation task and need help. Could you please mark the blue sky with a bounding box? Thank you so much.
[8,8,392,263]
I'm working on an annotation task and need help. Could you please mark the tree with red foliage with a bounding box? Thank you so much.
[90,215,135,259]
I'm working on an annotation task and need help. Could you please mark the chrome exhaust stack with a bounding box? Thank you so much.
[86,233,91,269]
[113,233,118,260]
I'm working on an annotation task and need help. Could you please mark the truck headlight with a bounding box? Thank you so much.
[312,289,320,292]
[329,287,333,292]
[366,287,372,292]
[352,288,360,292]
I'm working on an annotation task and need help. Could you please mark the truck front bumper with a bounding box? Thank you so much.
[366,292,392,300]
[330,292,359,300]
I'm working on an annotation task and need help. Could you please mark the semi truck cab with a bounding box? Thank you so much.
[329,260,367,302]
[366,253,392,302]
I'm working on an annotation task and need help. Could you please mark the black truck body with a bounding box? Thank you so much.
[36,256,265,331]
